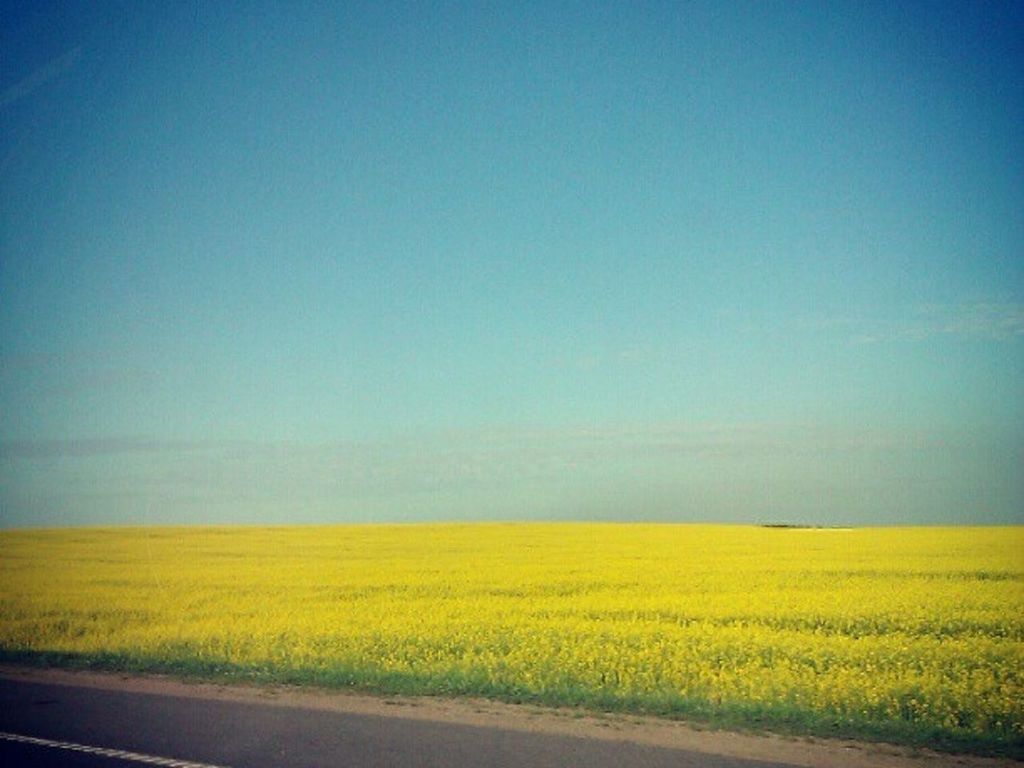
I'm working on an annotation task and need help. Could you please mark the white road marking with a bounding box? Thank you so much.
[0,731,232,768]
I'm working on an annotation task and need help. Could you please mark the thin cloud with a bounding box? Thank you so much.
[930,302,1024,339]
[548,343,657,371]
[2,422,1002,526]
[850,302,1024,345]
[0,438,248,460]
[0,46,82,109]
[1,422,940,471]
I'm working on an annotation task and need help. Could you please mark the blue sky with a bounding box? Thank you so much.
[1,1,1021,526]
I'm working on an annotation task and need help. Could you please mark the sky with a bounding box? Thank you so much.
[1,1,1022,527]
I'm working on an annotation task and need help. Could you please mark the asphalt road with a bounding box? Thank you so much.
[0,676,799,768]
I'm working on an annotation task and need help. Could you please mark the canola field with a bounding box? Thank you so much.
[1,523,1021,754]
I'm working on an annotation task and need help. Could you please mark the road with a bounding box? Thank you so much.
[0,673,803,768]
[1,669,1003,768]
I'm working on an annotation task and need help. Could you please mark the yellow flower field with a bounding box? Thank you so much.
[1,524,1021,753]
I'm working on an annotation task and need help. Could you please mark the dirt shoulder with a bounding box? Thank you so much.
[0,664,1017,768]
